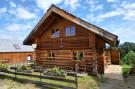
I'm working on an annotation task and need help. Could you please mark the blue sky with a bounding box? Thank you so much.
[0,0,135,43]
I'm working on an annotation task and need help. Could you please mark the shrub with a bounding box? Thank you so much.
[0,64,8,69]
[121,51,135,65]
[17,65,27,70]
[44,67,66,77]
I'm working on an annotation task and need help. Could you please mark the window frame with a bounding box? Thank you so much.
[48,51,55,59]
[73,51,84,60]
[27,55,32,61]
[65,26,76,36]
[51,29,60,38]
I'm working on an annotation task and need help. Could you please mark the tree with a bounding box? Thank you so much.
[119,42,135,58]
[121,51,135,65]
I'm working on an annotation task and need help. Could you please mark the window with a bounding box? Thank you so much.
[65,26,76,36]
[52,29,60,38]
[73,51,84,60]
[27,55,32,61]
[48,51,55,59]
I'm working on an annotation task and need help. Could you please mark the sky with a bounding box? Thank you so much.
[0,0,135,43]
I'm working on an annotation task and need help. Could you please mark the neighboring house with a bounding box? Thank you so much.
[23,5,119,74]
[0,39,35,64]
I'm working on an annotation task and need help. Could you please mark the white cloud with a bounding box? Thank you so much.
[64,0,80,10]
[9,6,36,19]
[35,0,63,11]
[84,13,102,23]
[94,1,135,21]
[97,8,124,19]
[35,0,80,11]
[120,1,135,21]
[121,1,135,9]
[0,8,7,15]
[9,1,16,8]
[6,23,33,31]
[123,10,135,21]
[107,0,117,3]
[88,0,104,12]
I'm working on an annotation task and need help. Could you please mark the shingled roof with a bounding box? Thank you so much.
[23,4,119,46]
[0,39,33,52]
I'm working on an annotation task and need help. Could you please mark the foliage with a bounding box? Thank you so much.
[118,42,135,66]
[119,42,135,58]
[0,64,8,69]
[17,65,28,70]
[122,64,133,75]
[121,51,135,65]
[44,67,66,77]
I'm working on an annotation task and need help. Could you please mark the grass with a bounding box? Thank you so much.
[0,72,108,89]
[122,64,133,75]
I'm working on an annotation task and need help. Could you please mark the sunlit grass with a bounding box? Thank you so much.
[0,72,108,89]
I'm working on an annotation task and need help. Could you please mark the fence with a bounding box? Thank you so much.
[0,67,78,89]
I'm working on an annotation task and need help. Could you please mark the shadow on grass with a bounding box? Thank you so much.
[0,74,75,89]
[1,73,135,89]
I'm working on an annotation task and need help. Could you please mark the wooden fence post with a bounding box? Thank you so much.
[75,62,78,89]
[15,68,17,79]
[39,67,43,82]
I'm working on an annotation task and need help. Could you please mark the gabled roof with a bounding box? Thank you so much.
[0,39,33,53]
[23,4,119,46]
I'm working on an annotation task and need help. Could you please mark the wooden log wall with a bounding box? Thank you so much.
[37,16,95,50]
[0,52,35,64]
[103,49,111,68]
[36,49,94,72]
[110,49,120,65]
[96,36,106,74]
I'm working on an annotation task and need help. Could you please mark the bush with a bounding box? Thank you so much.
[0,64,8,69]
[17,65,28,70]
[121,51,135,65]
[44,67,67,77]
[122,65,132,75]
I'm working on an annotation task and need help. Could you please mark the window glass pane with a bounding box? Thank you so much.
[52,29,60,38]
[27,55,32,61]
[52,52,55,57]
[71,27,75,36]
[48,52,52,58]
[55,30,60,37]
[73,51,77,60]
[52,30,56,38]
[65,26,76,36]
[78,52,83,60]
[48,51,55,59]
[65,27,70,36]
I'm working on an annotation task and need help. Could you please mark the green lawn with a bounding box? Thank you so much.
[0,72,107,89]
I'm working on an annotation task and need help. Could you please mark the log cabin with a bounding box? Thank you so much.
[0,39,35,64]
[23,5,119,74]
